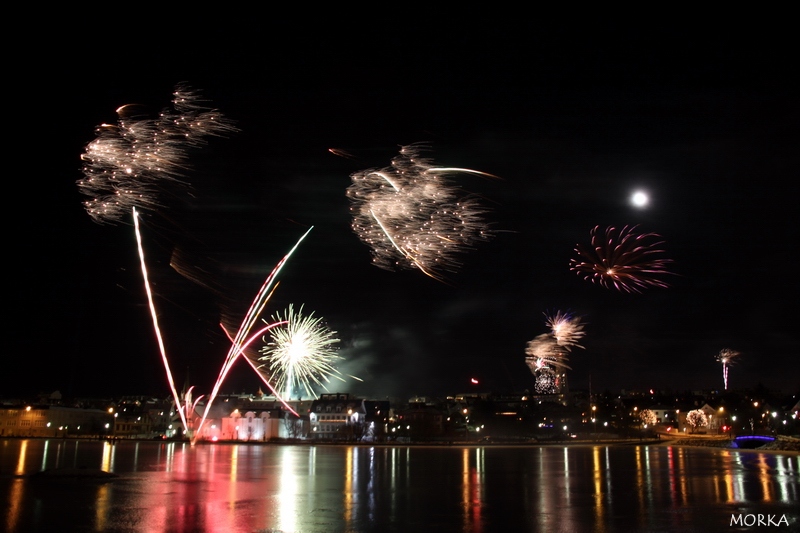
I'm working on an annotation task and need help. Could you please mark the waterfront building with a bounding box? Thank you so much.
[308,393,366,441]
[0,404,114,438]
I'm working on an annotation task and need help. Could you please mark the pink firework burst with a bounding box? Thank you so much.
[570,224,674,293]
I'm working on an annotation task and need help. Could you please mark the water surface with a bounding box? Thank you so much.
[1,439,798,532]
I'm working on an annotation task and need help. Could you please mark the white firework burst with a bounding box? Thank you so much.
[77,84,238,224]
[347,142,495,282]
[525,333,572,371]
[544,310,586,351]
[258,305,343,399]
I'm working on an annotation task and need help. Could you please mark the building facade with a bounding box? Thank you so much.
[308,393,367,440]
[0,404,114,438]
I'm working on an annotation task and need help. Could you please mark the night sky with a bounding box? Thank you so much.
[9,20,798,401]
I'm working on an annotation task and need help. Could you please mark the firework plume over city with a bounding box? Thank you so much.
[525,311,585,394]
[8,20,798,401]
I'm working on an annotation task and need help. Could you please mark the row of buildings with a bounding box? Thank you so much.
[1,387,798,442]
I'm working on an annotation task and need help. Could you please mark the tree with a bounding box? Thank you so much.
[639,409,657,427]
[686,409,708,434]
[283,413,303,439]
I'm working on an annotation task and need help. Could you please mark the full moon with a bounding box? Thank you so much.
[631,191,649,207]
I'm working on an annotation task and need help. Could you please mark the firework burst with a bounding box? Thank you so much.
[716,348,740,390]
[77,84,238,224]
[525,334,572,372]
[525,334,571,395]
[525,310,586,395]
[570,225,674,293]
[544,310,586,351]
[346,142,496,282]
[533,367,558,394]
[258,304,346,399]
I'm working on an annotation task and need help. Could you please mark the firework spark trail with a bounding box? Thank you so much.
[368,209,441,281]
[180,386,206,430]
[258,304,345,400]
[194,228,313,441]
[347,143,496,282]
[133,207,189,434]
[570,225,674,293]
[716,348,740,390]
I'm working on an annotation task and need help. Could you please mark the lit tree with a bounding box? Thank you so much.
[639,409,657,427]
[686,409,708,434]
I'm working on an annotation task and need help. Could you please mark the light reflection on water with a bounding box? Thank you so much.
[1,439,798,532]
